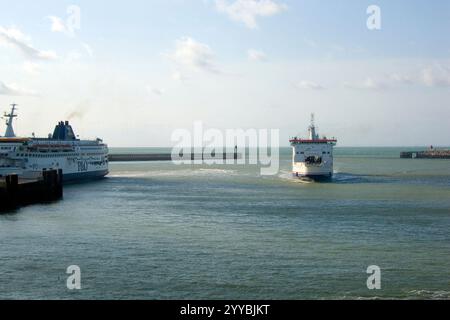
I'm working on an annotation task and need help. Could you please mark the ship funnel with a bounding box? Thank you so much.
[52,120,77,140]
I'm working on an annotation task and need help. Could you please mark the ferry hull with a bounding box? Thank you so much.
[292,161,334,180]
[293,172,333,181]
[63,169,109,183]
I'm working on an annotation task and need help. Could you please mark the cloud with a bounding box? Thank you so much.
[48,16,68,33]
[172,71,188,82]
[65,51,83,63]
[0,81,38,96]
[63,46,95,63]
[22,61,41,74]
[146,86,165,96]
[247,49,267,61]
[47,10,80,37]
[389,73,413,85]
[296,81,325,90]
[421,65,450,87]
[166,37,220,74]
[82,43,94,58]
[344,77,387,90]
[344,68,450,90]
[0,25,58,61]
[215,0,287,29]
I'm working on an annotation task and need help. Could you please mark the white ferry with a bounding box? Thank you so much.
[290,114,337,180]
[0,104,109,181]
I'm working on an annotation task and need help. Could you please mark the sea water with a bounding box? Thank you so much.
[0,147,449,299]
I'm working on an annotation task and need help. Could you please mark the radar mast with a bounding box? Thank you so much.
[4,103,18,138]
[308,113,318,140]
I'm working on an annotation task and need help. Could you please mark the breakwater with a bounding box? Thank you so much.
[400,150,450,159]
[109,153,240,162]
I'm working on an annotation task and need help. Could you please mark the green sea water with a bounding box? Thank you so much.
[0,147,449,299]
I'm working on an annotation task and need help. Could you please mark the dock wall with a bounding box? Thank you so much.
[0,169,63,212]
[109,153,240,162]
[400,150,450,159]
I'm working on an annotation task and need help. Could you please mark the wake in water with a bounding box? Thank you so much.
[277,170,389,185]
[332,172,373,184]
[108,168,239,179]
[109,165,448,187]
[338,289,450,300]
[278,170,323,184]
[407,289,450,300]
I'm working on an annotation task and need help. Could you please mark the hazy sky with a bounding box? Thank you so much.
[0,0,449,146]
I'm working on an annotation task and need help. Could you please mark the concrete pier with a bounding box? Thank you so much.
[0,169,63,212]
[109,152,241,162]
[400,150,450,159]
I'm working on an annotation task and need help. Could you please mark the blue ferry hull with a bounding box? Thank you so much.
[63,170,109,183]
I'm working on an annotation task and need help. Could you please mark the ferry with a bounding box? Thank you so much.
[290,114,337,180]
[0,104,109,181]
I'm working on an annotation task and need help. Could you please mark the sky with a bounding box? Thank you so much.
[0,0,449,147]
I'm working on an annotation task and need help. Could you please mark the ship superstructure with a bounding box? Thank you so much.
[290,114,337,180]
[0,104,109,181]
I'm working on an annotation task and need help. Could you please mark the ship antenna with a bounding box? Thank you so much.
[4,103,18,138]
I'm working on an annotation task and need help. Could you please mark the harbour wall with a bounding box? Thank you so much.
[0,169,63,212]
[400,150,450,159]
[109,153,240,162]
